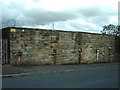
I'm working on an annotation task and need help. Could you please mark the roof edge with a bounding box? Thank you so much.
[1,27,117,37]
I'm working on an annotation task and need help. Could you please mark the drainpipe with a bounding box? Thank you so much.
[78,48,82,64]
[17,51,22,65]
[52,49,57,65]
[0,39,2,64]
[108,47,112,62]
[6,39,8,64]
[96,49,99,62]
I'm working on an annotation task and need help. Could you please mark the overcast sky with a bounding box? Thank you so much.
[1,0,119,33]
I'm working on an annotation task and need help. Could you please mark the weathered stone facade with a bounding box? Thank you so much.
[2,27,120,65]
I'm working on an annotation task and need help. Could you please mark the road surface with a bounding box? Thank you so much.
[2,63,119,88]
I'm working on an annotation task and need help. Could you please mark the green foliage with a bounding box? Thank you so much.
[101,24,120,36]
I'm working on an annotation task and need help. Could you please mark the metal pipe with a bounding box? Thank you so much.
[52,49,56,65]
[6,39,8,64]
[0,39,2,64]
[78,48,82,64]
[108,47,112,62]
[96,49,99,61]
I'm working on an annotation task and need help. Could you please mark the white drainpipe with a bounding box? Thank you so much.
[96,49,99,61]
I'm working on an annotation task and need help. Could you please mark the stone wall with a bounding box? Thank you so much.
[4,27,118,65]
[81,33,115,63]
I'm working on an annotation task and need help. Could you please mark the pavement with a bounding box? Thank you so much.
[1,62,119,78]
[2,62,119,88]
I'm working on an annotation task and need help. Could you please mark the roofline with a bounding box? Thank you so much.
[1,27,117,36]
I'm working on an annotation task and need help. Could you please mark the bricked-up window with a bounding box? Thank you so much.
[43,43,48,46]
[40,30,49,35]
[75,33,82,45]
[41,33,49,39]
[51,31,59,43]
[76,39,81,45]
[51,36,59,43]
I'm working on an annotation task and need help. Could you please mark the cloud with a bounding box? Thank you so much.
[21,8,79,23]
[1,0,118,33]
[63,19,99,33]
[79,6,117,17]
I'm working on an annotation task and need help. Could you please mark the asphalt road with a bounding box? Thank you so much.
[2,64,119,88]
